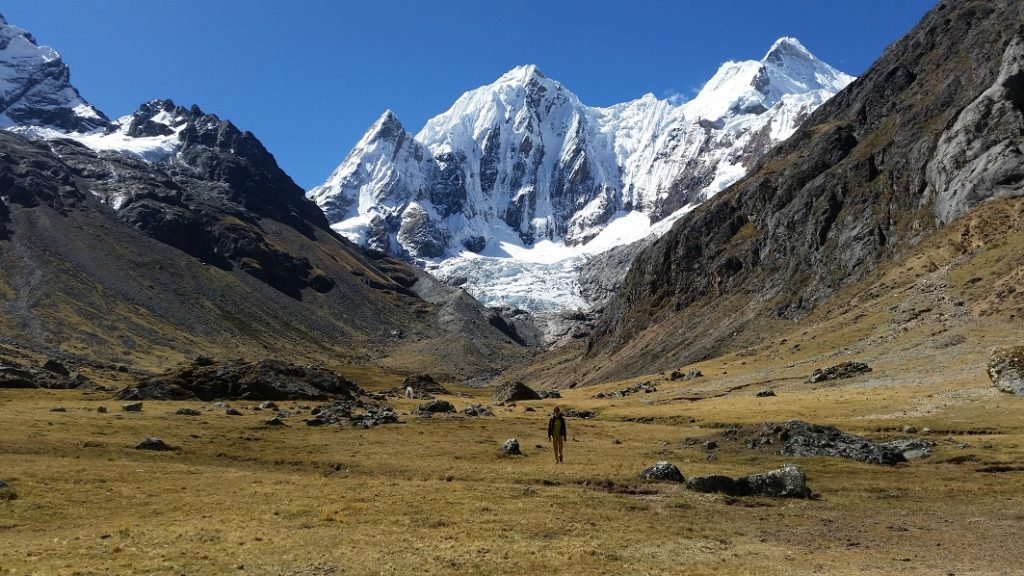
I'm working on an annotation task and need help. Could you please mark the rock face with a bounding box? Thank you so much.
[809,362,872,383]
[117,359,365,402]
[492,381,541,403]
[777,420,907,465]
[988,346,1024,395]
[587,0,1024,381]
[639,461,685,483]
[688,464,812,498]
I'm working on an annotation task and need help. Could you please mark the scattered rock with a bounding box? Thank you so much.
[538,390,562,399]
[135,437,176,451]
[225,408,242,416]
[492,381,541,403]
[755,389,776,397]
[502,438,522,456]
[593,382,657,399]
[122,402,143,412]
[902,425,918,434]
[117,358,365,402]
[96,406,108,413]
[688,464,812,498]
[809,361,872,383]
[0,479,16,501]
[175,408,201,416]
[612,438,622,445]
[669,370,684,381]
[988,346,1024,395]
[639,461,685,483]
[564,408,596,419]
[462,404,494,417]
[414,399,456,416]
[49,406,66,413]
[523,407,536,413]
[702,440,718,451]
[263,417,287,426]
[777,420,907,465]
[258,401,278,411]
[683,368,703,381]
[306,402,399,428]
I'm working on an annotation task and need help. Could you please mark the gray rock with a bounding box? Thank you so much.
[96,406,108,413]
[49,406,66,413]
[687,464,813,498]
[683,368,703,381]
[42,359,71,377]
[225,408,242,416]
[988,346,1024,395]
[611,438,622,445]
[0,479,16,501]
[502,438,522,456]
[902,425,918,434]
[639,461,685,483]
[809,362,872,383]
[492,381,541,403]
[263,417,286,426]
[135,437,176,451]
[415,399,456,415]
[462,404,494,417]
[175,408,201,416]
[122,402,143,412]
[778,420,906,465]
[755,389,776,397]
[880,438,934,460]
[258,401,278,411]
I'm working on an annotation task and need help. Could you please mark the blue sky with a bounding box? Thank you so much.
[4,0,935,189]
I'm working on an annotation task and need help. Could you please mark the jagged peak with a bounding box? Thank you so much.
[762,37,817,65]
[0,13,8,26]
[498,64,546,84]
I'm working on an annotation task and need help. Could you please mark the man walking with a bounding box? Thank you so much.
[547,406,567,463]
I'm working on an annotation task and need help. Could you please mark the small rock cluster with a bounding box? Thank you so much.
[774,420,930,465]
[306,402,400,428]
[462,404,494,417]
[593,382,657,399]
[0,358,94,390]
[669,368,703,381]
[413,399,456,417]
[808,361,872,383]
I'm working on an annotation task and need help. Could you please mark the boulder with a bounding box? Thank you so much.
[687,464,813,498]
[756,389,776,397]
[501,438,522,456]
[401,374,449,395]
[777,420,906,465]
[639,461,685,483]
[415,399,455,415]
[135,437,176,451]
[96,406,108,413]
[492,381,541,403]
[117,358,365,402]
[263,417,287,426]
[988,346,1024,395]
[809,361,872,383]
[42,359,70,377]
[880,438,934,460]
[122,402,143,412]
[225,408,242,416]
[683,368,703,381]
[175,408,201,416]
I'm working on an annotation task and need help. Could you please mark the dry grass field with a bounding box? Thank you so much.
[3,325,1023,576]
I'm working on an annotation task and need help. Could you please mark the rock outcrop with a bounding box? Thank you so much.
[687,464,812,498]
[117,358,365,402]
[492,381,541,403]
[988,346,1024,395]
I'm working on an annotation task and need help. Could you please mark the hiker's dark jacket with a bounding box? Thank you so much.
[548,415,567,439]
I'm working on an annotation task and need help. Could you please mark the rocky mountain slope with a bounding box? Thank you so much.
[576,0,1024,382]
[310,41,852,311]
[0,15,533,381]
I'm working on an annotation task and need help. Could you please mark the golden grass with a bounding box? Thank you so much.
[3,347,1023,576]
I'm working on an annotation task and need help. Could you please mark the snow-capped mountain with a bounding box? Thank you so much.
[310,37,853,311]
[0,14,107,132]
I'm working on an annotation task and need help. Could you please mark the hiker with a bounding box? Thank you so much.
[547,406,567,463]
[405,385,414,399]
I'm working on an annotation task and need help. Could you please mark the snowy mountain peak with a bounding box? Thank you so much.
[499,64,545,83]
[0,14,108,132]
[762,36,814,64]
